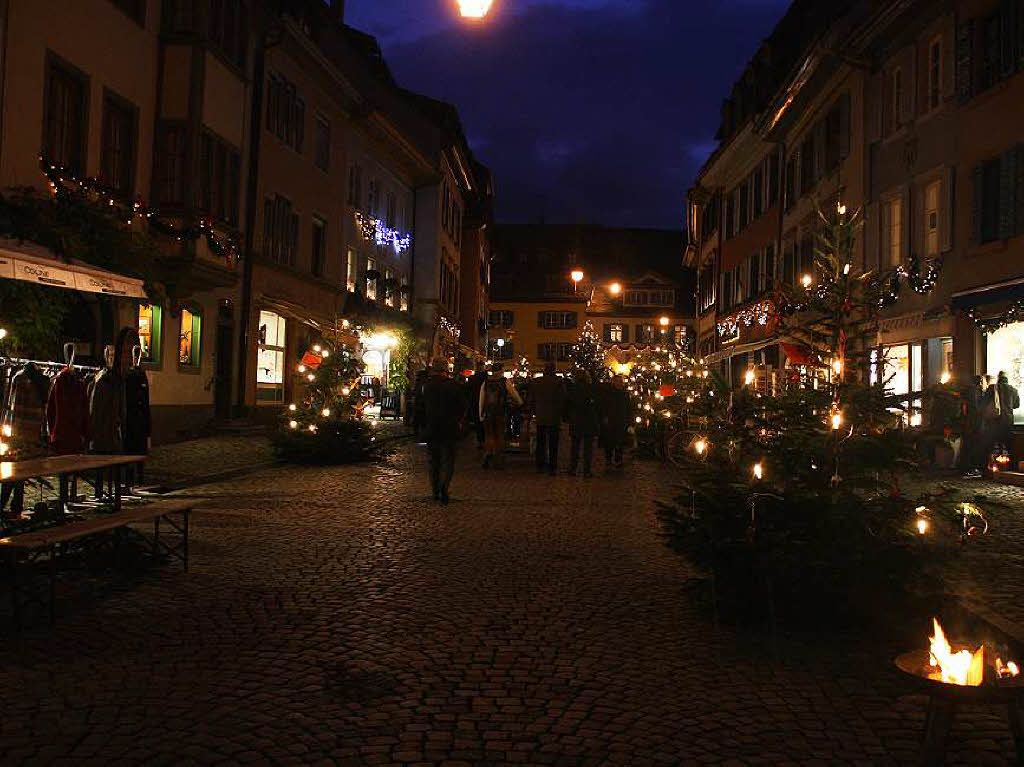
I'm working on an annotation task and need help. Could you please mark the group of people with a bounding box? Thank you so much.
[962,371,1020,478]
[414,360,633,504]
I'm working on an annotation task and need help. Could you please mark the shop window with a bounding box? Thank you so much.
[257,310,286,403]
[987,323,1024,424]
[314,113,330,171]
[137,303,162,364]
[100,93,136,196]
[606,324,624,343]
[924,180,941,257]
[179,308,202,368]
[43,56,87,175]
[877,342,927,425]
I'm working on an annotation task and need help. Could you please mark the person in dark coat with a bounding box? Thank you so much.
[421,358,465,504]
[989,371,1021,457]
[962,375,986,478]
[600,375,631,471]
[567,370,600,477]
[467,362,488,449]
[412,368,429,440]
[529,363,566,475]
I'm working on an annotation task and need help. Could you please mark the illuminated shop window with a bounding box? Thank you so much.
[137,303,162,364]
[257,310,287,403]
[179,308,202,368]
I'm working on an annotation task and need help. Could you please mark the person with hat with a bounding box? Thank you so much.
[421,358,465,504]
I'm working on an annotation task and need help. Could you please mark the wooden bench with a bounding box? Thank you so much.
[0,499,194,631]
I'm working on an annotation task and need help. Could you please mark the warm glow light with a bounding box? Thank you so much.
[288,403,297,412]
[744,369,755,386]
[0,461,11,479]
[609,282,622,295]
[837,202,847,216]
[659,316,670,327]
[322,408,331,417]
[843,263,851,275]
[831,410,843,430]
[929,618,985,686]
[342,387,351,396]
[289,420,298,429]
[570,269,584,283]
[695,439,707,456]
[363,333,397,351]
[917,518,929,535]
[940,371,952,385]
[308,425,317,433]
[342,319,350,328]
[0,442,8,457]
[496,338,505,347]
[307,373,316,382]
[457,0,493,18]
[298,364,306,373]
[635,416,642,424]
[801,274,813,288]
[753,462,763,480]
[322,350,330,359]
[0,424,10,438]
[313,345,322,353]
[832,359,843,377]
[0,328,7,341]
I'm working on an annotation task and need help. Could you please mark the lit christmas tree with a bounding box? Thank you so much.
[569,320,606,381]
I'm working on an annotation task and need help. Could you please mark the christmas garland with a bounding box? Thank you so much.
[967,298,1024,333]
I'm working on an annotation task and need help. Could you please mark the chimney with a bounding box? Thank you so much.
[328,0,344,22]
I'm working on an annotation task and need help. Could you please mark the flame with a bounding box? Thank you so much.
[458,0,493,17]
[928,618,985,686]
[997,658,1021,679]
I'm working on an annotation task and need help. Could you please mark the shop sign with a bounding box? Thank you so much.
[0,254,13,280]
[0,255,145,298]
[12,258,75,289]
[74,271,142,297]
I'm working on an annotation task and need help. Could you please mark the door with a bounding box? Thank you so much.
[214,304,234,419]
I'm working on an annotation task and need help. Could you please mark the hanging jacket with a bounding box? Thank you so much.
[89,368,126,453]
[46,367,90,455]
[5,363,49,458]
[123,367,151,454]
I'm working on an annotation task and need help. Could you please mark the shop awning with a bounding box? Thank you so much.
[951,277,1024,310]
[780,342,815,365]
[705,338,777,364]
[0,239,146,299]
[260,295,338,331]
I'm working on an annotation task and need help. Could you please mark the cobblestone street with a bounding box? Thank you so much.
[1,442,1022,765]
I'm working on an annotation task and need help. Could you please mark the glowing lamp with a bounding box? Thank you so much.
[659,316,670,327]
[457,0,493,18]
[1,424,10,437]
[917,518,929,535]
[298,364,306,373]
[0,328,7,340]
[496,338,505,348]
[322,408,331,418]
[342,388,351,396]
[831,410,843,430]
[832,359,843,377]
[635,416,642,424]
[940,371,952,385]
[609,282,622,295]
[801,274,813,288]
[342,319,350,329]
[694,439,707,456]
[570,269,584,284]
[322,350,330,359]
[837,202,847,215]
[313,345,322,354]
[744,369,755,386]
[753,462,764,481]
[307,373,316,382]
[843,263,851,275]
[289,420,298,429]
[308,425,317,433]
[288,404,297,412]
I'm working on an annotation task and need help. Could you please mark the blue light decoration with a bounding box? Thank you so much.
[354,211,412,255]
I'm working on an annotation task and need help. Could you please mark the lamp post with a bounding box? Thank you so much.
[570,269,584,293]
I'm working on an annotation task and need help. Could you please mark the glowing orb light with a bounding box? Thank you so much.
[458,0,493,18]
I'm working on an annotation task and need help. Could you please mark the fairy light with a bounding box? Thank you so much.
[307,373,316,382]
[695,438,707,456]
[289,420,298,429]
[321,408,331,418]
[342,387,351,396]
[288,403,297,412]
[940,371,951,385]
[308,424,317,433]
[298,364,306,373]
[801,274,813,288]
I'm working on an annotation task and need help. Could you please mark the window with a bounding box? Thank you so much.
[891,67,904,128]
[782,245,795,287]
[699,264,715,312]
[209,0,247,68]
[738,183,749,230]
[179,308,201,368]
[607,323,625,343]
[386,192,397,229]
[929,39,942,111]
[489,310,514,329]
[721,271,732,310]
[137,304,162,364]
[674,325,687,347]
[100,94,135,195]
[885,197,903,266]
[314,113,330,171]
[767,153,780,208]
[43,57,86,174]
[764,245,776,292]
[400,275,409,311]
[365,257,377,300]
[784,157,797,211]
[924,180,941,256]
[345,248,356,292]
[750,252,762,296]
[257,310,286,403]
[347,164,363,207]
[367,178,378,216]
[752,169,763,219]
[263,195,298,266]
[977,157,1002,244]
[637,324,656,343]
[200,131,241,225]
[824,103,841,172]
[163,0,193,33]
[311,216,326,277]
[538,343,572,362]
[384,267,394,307]
[266,73,303,151]
[987,323,1024,424]
[156,125,187,206]
[982,14,1002,92]
[539,311,577,330]
[724,195,735,238]
[110,0,145,23]
[800,137,815,193]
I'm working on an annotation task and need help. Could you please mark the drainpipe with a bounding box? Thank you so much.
[0,0,10,174]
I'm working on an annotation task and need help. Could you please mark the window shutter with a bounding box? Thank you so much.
[621,325,629,343]
[957,19,974,103]
[538,312,545,328]
[635,325,644,343]
[999,149,1017,240]
[839,92,851,159]
[972,163,984,244]
[941,166,954,252]
[603,324,611,342]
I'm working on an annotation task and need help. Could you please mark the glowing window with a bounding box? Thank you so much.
[137,303,162,364]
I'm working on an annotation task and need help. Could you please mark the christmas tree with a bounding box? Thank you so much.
[659,199,962,623]
[272,333,392,465]
[569,320,606,381]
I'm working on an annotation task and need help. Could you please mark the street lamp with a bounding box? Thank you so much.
[457,0,493,18]
[609,282,622,296]
[570,269,584,294]
[659,316,670,327]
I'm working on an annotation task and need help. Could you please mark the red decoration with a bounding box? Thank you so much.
[301,351,323,369]
[659,384,676,397]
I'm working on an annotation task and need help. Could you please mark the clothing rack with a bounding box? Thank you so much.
[1,356,101,423]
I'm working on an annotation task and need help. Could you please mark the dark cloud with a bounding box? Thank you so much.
[347,0,791,228]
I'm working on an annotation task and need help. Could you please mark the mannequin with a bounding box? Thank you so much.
[123,343,151,485]
[89,342,126,499]
[46,342,89,455]
[1,360,48,516]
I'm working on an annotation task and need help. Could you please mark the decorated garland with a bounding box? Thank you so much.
[967,298,1024,333]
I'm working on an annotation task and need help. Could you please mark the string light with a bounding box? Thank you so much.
[289,420,298,429]
[288,403,297,412]
[801,274,813,288]
[322,408,331,418]
[753,462,764,480]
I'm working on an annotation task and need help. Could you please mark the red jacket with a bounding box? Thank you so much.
[46,368,89,455]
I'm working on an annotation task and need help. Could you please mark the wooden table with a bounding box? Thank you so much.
[1,454,147,516]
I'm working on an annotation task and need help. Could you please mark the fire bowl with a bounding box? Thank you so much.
[896,649,1024,703]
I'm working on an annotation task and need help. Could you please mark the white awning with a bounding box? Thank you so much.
[0,239,146,299]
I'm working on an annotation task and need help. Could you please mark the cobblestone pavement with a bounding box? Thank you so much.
[0,444,1021,764]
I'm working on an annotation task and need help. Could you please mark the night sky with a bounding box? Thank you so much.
[346,0,791,230]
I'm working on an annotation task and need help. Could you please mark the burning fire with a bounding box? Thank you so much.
[929,619,984,686]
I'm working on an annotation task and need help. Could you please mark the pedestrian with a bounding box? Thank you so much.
[567,370,600,477]
[600,374,631,471]
[421,358,465,505]
[479,363,522,468]
[529,362,566,475]
[989,371,1020,457]
[962,375,986,478]
[467,362,488,449]
[412,368,429,440]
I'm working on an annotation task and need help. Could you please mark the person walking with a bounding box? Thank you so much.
[530,363,566,475]
[421,358,465,504]
[467,362,488,450]
[567,370,600,477]
[991,371,1020,456]
[962,375,987,478]
[479,363,522,468]
[600,374,631,472]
